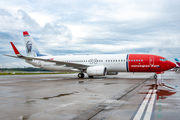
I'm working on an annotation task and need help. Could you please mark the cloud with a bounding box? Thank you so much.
[0,9,12,16]
[40,23,72,45]
[0,9,39,32]
[1,0,180,67]
[0,9,74,67]
[17,10,40,29]
[0,8,73,50]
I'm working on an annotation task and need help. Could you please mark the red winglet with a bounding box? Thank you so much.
[23,31,29,36]
[10,42,20,55]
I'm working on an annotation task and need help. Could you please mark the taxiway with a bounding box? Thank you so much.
[0,72,179,120]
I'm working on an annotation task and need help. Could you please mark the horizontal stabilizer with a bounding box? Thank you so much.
[2,54,19,58]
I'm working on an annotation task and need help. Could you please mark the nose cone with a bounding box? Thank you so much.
[168,61,176,69]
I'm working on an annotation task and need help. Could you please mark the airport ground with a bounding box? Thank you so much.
[0,71,179,120]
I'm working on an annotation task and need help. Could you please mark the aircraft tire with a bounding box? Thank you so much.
[78,73,84,78]
[154,74,157,79]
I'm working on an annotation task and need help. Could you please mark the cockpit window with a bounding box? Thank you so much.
[160,58,168,61]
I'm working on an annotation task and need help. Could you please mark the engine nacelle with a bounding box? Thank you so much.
[106,72,118,75]
[86,66,107,76]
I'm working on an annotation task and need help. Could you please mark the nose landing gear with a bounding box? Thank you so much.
[154,74,157,79]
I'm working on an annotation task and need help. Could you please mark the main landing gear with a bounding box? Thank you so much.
[77,73,94,78]
[78,73,85,78]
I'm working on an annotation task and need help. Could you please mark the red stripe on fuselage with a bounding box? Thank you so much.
[128,54,171,72]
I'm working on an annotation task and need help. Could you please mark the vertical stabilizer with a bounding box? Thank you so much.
[23,31,46,57]
[175,58,180,66]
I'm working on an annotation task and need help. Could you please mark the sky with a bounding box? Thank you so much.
[0,0,180,68]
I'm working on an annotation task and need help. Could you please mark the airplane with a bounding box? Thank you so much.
[3,31,176,78]
[174,58,180,72]
[175,58,180,66]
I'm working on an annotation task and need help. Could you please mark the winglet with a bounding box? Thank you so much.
[10,42,23,57]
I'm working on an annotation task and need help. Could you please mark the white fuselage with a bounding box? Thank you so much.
[26,54,128,72]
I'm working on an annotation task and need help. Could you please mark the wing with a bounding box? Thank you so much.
[3,42,90,69]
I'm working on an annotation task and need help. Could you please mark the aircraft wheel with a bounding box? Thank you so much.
[89,76,93,78]
[78,73,84,78]
[154,74,157,79]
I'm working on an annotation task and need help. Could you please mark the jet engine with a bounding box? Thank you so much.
[86,66,107,76]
